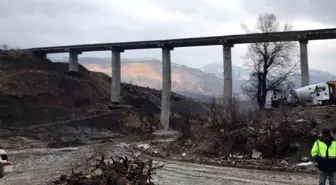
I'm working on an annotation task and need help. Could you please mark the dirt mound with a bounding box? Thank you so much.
[299,105,336,130]
[0,51,206,130]
[162,105,335,167]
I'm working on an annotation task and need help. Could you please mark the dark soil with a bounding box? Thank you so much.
[0,51,207,131]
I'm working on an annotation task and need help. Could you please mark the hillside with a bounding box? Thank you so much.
[76,57,223,98]
[50,57,222,101]
[0,51,206,130]
[52,57,336,101]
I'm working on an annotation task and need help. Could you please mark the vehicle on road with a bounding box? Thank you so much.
[294,81,336,105]
[270,81,336,107]
[0,149,13,178]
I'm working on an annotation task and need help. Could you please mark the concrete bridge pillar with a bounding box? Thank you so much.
[161,46,172,130]
[299,40,309,87]
[69,51,81,72]
[111,49,122,104]
[223,43,233,104]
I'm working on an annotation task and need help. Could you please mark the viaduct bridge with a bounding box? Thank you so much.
[26,28,336,129]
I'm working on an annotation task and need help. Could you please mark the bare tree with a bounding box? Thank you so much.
[242,13,298,109]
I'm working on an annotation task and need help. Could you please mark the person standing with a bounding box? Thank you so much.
[311,128,336,185]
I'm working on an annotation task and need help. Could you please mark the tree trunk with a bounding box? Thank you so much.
[258,74,268,109]
[257,74,262,108]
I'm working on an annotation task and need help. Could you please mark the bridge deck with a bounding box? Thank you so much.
[27,28,336,54]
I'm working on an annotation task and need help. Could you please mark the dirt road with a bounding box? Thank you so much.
[154,161,317,185]
[0,139,319,185]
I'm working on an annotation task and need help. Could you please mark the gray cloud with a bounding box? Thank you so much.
[244,0,336,26]
[0,0,95,17]
[148,0,232,23]
[0,0,218,47]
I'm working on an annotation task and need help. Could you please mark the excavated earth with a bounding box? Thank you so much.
[0,51,206,147]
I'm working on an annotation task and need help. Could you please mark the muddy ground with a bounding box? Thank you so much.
[0,48,326,185]
[0,132,321,185]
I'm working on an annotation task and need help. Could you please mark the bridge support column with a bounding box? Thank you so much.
[69,51,81,72]
[111,49,122,104]
[299,40,309,87]
[223,43,233,104]
[161,46,172,130]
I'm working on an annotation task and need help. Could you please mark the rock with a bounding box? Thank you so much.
[296,161,314,167]
[116,142,128,148]
[91,169,103,176]
[137,143,150,150]
[280,160,289,166]
[181,152,187,157]
[301,157,309,162]
[252,150,262,159]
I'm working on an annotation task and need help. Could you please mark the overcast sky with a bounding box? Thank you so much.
[1,0,336,73]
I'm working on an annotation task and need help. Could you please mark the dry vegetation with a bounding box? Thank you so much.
[50,144,163,185]
[168,95,319,162]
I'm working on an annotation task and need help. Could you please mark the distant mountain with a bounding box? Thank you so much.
[201,63,249,94]
[53,57,223,100]
[120,59,224,97]
[201,63,250,81]
[299,69,336,85]
[51,57,336,101]
[202,63,336,88]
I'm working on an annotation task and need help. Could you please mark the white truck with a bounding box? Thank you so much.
[270,81,336,107]
[0,149,13,178]
[293,81,336,105]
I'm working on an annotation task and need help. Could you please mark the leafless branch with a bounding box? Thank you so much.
[242,13,298,109]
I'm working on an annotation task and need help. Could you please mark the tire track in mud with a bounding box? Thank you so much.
[156,163,316,185]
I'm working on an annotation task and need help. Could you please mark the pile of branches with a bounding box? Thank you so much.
[50,152,163,185]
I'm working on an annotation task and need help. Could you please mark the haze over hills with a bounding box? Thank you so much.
[202,63,336,88]
[53,57,224,100]
[52,56,336,100]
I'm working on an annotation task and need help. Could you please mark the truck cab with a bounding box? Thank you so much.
[270,81,336,107]
[312,83,331,105]
[327,81,336,104]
